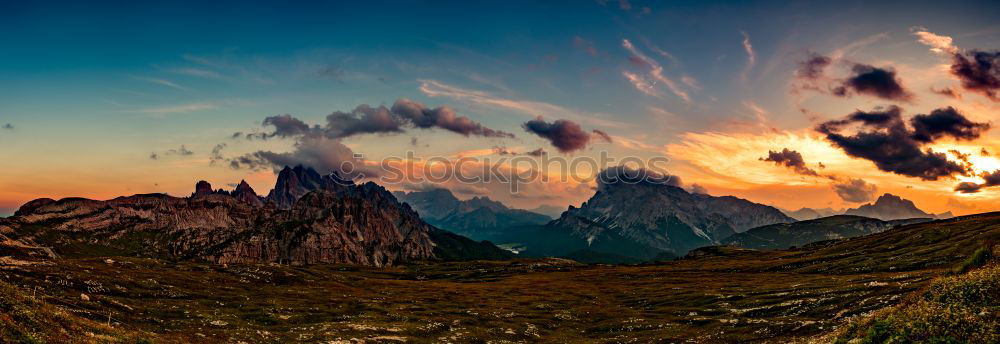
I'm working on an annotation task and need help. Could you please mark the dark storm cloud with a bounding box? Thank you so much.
[262,114,312,138]
[832,178,878,203]
[832,64,913,102]
[596,165,682,190]
[522,117,608,153]
[816,106,987,181]
[796,53,832,80]
[390,99,514,138]
[247,99,512,141]
[325,104,404,138]
[761,148,819,176]
[950,50,1000,101]
[954,170,1000,194]
[591,129,613,143]
[910,107,990,143]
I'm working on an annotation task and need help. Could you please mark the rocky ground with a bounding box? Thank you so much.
[1,213,998,343]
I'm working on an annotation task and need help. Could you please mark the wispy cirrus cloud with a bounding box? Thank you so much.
[740,31,756,81]
[621,39,690,102]
[131,102,217,117]
[418,79,626,128]
[133,76,187,90]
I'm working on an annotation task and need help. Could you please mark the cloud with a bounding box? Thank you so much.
[151,145,194,160]
[910,107,991,143]
[247,99,512,140]
[689,183,708,195]
[930,86,961,99]
[133,103,217,117]
[796,53,832,80]
[621,39,690,102]
[954,170,1000,193]
[168,67,224,79]
[816,106,987,181]
[390,99,514,138]
[740,31,756,81]
[1,123,12,130]
[573,36,599,56]
[832,178,878,203]
[911,28,958,55]
[950,50,1000,101]
[761,148,820,176]
[419,79,624,128]
[209,143,227,165]
[135,76,187,90]
[231,135,378,178]
[522,117,610,153]
[596,165,682,190]
[832,64,914,102]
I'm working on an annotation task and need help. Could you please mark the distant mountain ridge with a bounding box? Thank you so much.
[722,215,933,250]
[394,189,551,240]
[0,165,510,266]
[782,194,953,221]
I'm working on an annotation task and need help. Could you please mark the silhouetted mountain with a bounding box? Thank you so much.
[395,189,551,240]
[529,204,568,218]
[722,215,933,250]
[844,194,935,220]
[498,167,794,262]
[782,207,843,221]
[2,166,511,266]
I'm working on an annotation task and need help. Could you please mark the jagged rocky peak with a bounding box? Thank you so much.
[192,180,214,197]
[545,166,794,256]
[231,180,263,207]
[267,165,355,209]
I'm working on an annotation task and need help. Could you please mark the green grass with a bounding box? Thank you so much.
[832,260,1000,344]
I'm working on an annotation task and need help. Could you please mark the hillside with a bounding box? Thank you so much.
[722,215,932,250]
[3,211,996,342]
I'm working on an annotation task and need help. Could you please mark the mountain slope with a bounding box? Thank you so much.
[722,215,932,250]
[844,193,934,220]
[395,189,551,240]
[782,207,843,221]
[2,166,510,266]
[499,167,794,261]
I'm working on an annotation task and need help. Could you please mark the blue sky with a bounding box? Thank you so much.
[2,0,1000,215]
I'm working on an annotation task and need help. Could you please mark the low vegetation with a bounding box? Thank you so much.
[0,276,153,343]
[0,213,997,342]
[831,247,999,343]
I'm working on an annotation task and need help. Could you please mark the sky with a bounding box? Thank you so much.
[2,0,1000,216]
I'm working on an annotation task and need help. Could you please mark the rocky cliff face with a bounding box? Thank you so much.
[2,166,510,266]
[844,194,934,220]
[266,165,353,209]
[514,170,795,259]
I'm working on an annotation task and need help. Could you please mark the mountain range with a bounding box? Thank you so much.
[782,193,952,221]
[488,168,795,262]
[0,166,510,266]
[393,188,552,240]
[722,215,934,250]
